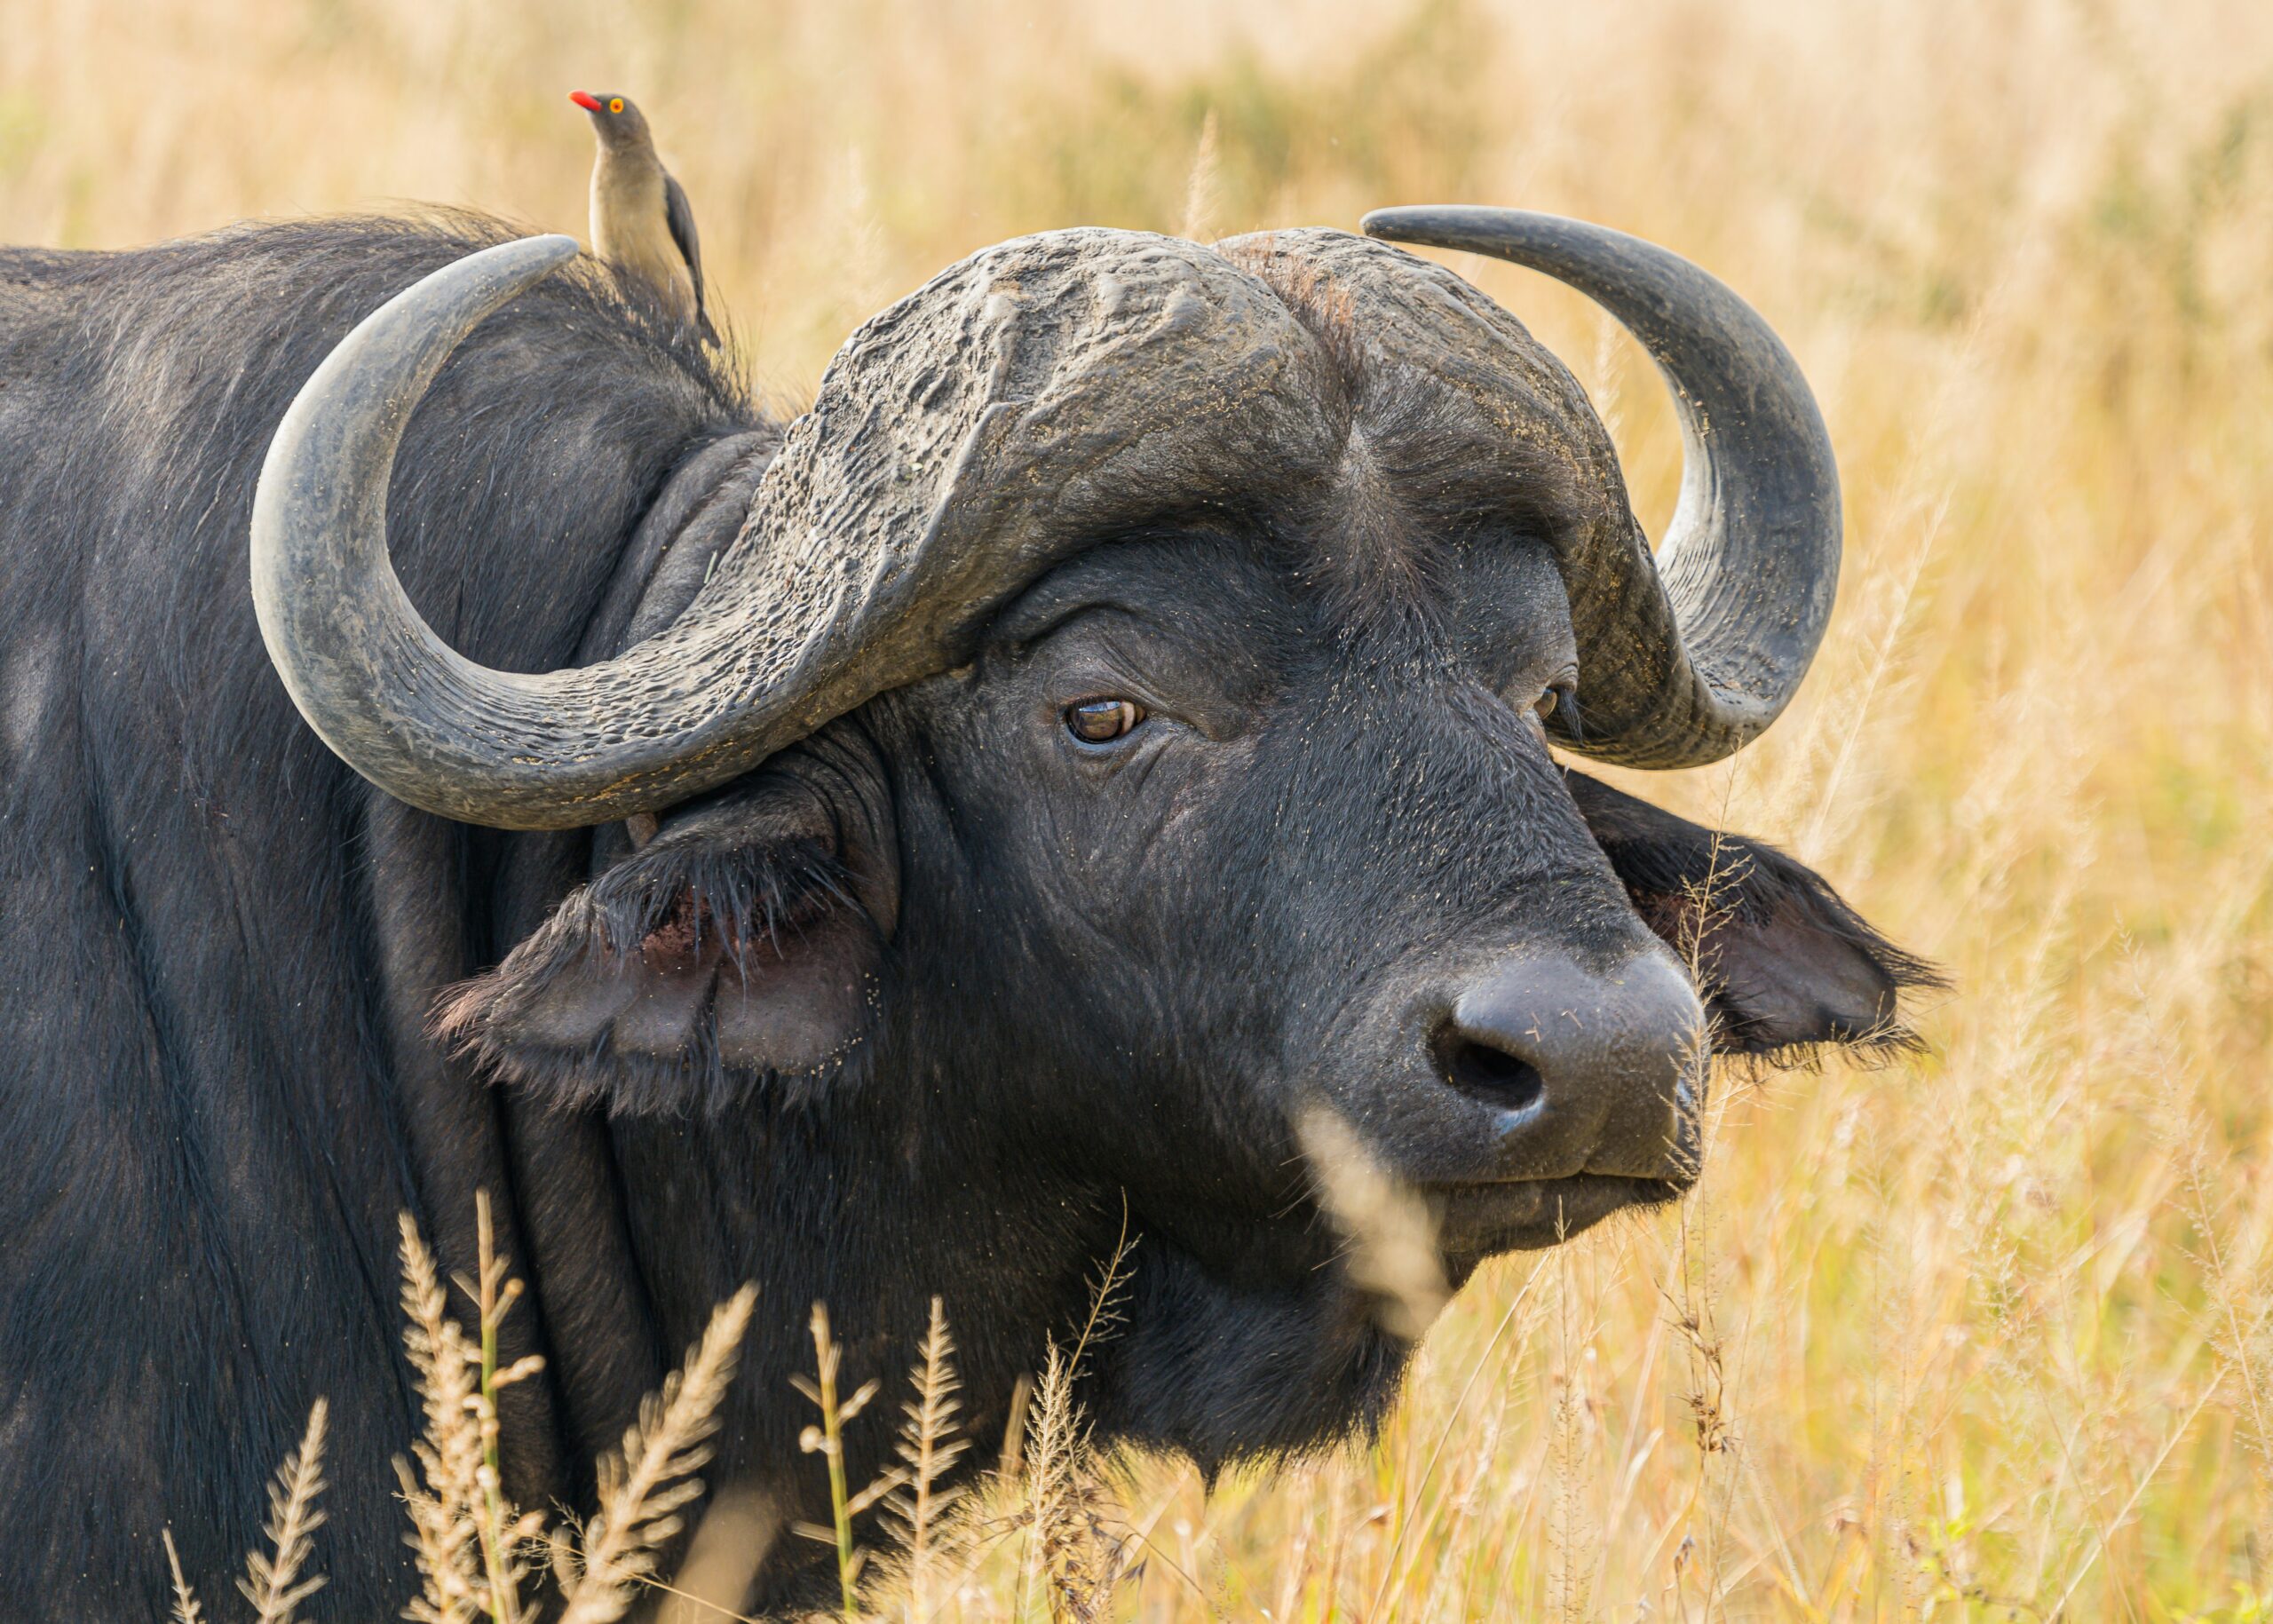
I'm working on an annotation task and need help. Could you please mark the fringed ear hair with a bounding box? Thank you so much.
[1566,769,1943,1062]
[436,772,882,1113]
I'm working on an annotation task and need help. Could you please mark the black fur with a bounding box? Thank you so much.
[0,214,748,1614]
[0,214,1930,1619]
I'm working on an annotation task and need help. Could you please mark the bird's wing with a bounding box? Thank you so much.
[662,170,718,345]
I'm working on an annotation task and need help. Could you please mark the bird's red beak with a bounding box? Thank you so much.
[568,91,604,112]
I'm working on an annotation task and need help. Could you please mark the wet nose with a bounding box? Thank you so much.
[1435,950,1705,1180]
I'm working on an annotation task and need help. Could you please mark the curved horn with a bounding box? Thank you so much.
[255,230,1327,828]
[250,234,786,828]
[1360,206,1841,767]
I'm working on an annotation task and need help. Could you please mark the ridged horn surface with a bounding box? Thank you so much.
[1362,205,1841,765]
[252,230,1330,827]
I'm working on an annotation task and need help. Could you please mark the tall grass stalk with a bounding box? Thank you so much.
[564,1283,756,1624]
[793,1303,875,1618]
[886,1296,970,1620]
[237,1398,329,1624]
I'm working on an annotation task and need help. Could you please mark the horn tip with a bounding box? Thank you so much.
[520,233,582,266]
[1361,205,1542,255]
[1358,207,1421,242]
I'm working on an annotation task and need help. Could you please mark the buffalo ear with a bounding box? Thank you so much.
[1564,769,1942,1059]
[438,762,892,1113]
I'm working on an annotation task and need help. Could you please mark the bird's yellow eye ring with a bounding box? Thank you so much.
[607,98,624,114]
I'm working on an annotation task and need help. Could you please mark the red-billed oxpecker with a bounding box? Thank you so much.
[569,89,717,345]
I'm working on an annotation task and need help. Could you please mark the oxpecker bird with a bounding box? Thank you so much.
[569,90,717,345]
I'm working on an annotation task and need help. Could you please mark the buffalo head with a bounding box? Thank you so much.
[248,209,1926,1467]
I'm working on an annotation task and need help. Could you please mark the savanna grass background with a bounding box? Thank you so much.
[8,0,2273,1615]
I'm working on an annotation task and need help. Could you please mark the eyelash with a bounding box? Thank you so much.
[1534,680,1580,739]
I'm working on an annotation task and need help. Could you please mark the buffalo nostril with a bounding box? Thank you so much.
[1434,950,1706,1181]
[1437,1037,1547,1113]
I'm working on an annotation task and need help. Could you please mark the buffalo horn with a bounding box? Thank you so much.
[1362,207,1841,767]
[252,228,1327,828]
[251,236,922,828]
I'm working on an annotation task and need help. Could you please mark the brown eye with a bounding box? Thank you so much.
[1534,681,1581,741]
[1064,698,1145,745]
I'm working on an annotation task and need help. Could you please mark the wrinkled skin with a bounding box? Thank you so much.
[463,523,1927,1612]
[0,217,1928,1617]
[851,527,1664,1459]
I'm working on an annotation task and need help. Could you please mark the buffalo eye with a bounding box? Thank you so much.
[1533,679,1581,741]
[1064,698,1146,745]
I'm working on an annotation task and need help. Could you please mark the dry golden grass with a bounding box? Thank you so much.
[28,0,2273,1613]
[166,1200,760,1624]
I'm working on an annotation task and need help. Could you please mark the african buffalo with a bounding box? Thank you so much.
[0,205,1928,1614]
